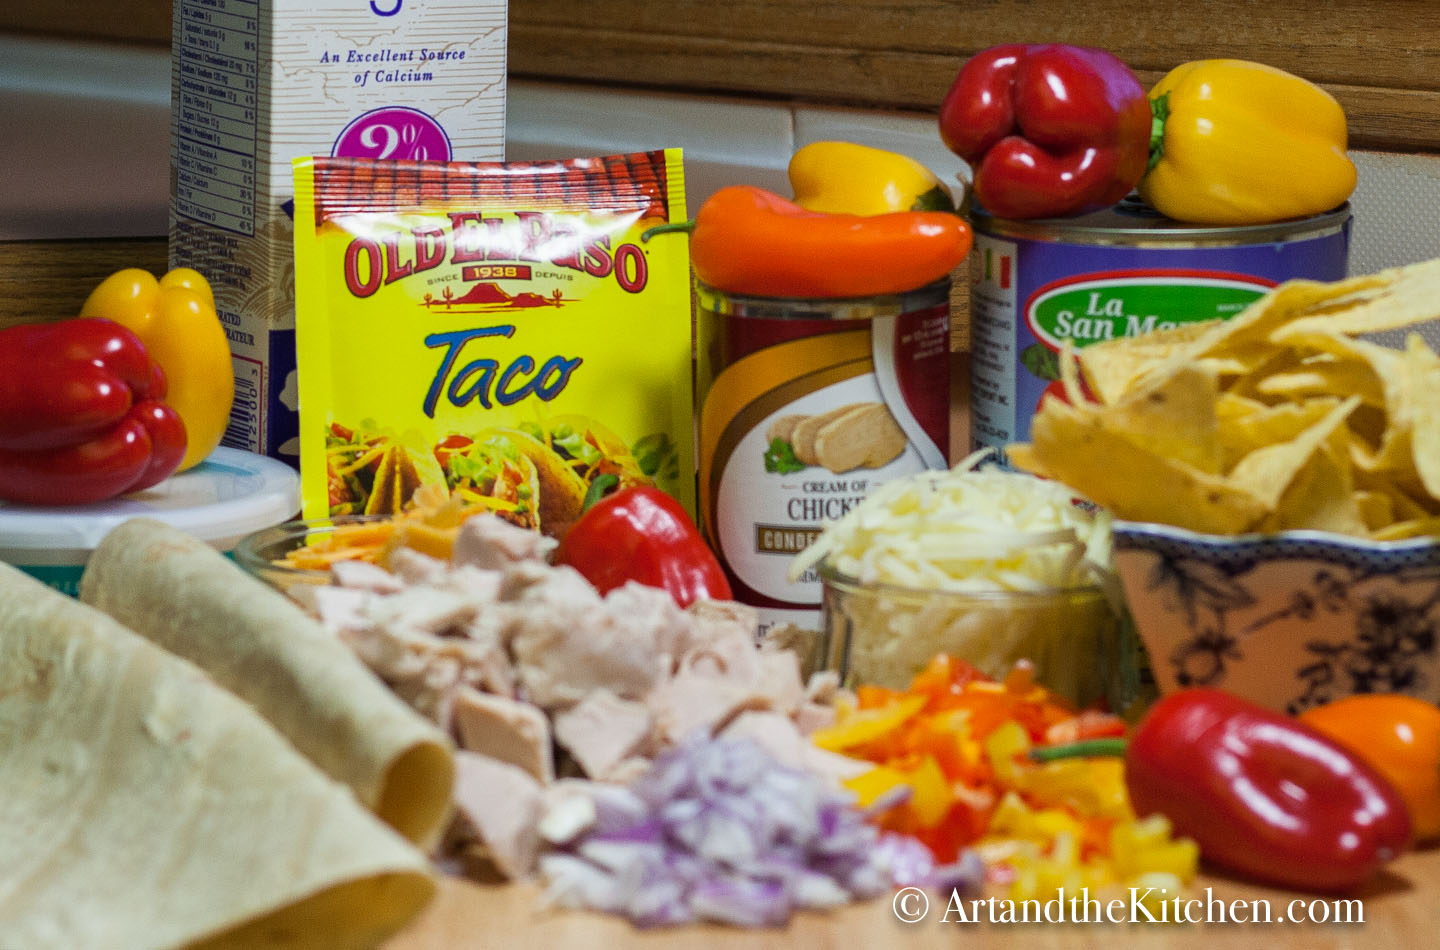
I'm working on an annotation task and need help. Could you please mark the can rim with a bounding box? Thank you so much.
[695,277,950,320]
[970,198,1352,246]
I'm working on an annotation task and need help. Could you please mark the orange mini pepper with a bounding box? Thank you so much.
[1300,694,1440,843]
[648,185,972,299]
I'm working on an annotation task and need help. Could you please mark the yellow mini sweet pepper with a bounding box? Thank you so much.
[81,267,234,472]
[788,140,955,216]
[1138,59,1357,226]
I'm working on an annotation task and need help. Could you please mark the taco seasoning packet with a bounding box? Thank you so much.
[291,151,693,537]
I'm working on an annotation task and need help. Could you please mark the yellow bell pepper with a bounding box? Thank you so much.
[1138,59,1357,226]
[788,140,954,216]
[81,268,234,472]
[810,694,926,752]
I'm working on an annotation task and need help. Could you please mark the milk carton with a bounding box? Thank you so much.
[169,0,508,464]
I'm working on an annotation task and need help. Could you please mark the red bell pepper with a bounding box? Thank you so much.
[938,44,1151,219]
[1034,688,1411,892]
[0,318,187,506]
[554,481,732,608]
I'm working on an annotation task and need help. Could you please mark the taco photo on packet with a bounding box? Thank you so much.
[292,151,694,537]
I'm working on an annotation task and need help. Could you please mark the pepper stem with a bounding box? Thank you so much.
[1028,738,1128,762]
[640,221,695,243]
[1146,92,1170,174]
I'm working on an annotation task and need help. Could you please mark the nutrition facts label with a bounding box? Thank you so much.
[174,0,259,236]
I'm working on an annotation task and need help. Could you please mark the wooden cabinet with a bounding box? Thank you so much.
[5,0,1440,151]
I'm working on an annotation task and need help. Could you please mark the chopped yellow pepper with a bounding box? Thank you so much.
[810,694,926,751]
[81,267,234,471]
[1138,59,1357,226]
[788,141,954,216]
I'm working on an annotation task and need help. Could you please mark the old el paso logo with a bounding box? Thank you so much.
[1026,270,1274,348]
[341,211,650,297]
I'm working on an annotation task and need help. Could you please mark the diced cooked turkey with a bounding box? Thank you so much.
[646,669,772,745]
[721,711,870,784]
[302,513,849,884]
[451,751,544,879]
[366,586,478,636]
[685,598,760,644]
[552,688,652,780]
[306,584,375,634]
[386,546,453,586]
[452,513,559,570]
[793,701,838,735]
[505,572,670,710]
[451,686,554,783]
[329,558,405,593]
[437,564,503,602]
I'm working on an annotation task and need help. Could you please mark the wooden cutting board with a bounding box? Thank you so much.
[387,849,1440,949]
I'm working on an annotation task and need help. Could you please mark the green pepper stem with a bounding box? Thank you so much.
[1146,92,1170,174]
[1028,738,1128,762]
[640,221,695,243]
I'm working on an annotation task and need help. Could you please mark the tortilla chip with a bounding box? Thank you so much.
[1354,489,1396,532]
[1373,516,1440,541]
[1078,320,1218,405]
[1253,356,1386,408]
[80,519,455,849]
[1024,399,1268,535]
[1257,426,1366,535]
[1216,395,1342,473]
[0,563,435,949]
[1101,361,1223,474]
[1228,396,1361,511]
[1273,257,1440,339]
[1404,333,1440,498]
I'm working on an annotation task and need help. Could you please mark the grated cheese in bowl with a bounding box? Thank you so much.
[792,451,1133,708]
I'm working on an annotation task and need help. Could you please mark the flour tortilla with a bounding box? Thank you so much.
[79,518,454,849]
[0,563,435,949]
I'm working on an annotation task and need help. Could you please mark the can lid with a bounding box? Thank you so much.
[0,447,301,554]
[970,197,1353,246]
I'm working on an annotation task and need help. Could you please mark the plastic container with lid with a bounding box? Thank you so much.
[0,447,300,596]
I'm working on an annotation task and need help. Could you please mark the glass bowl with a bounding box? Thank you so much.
[818,561,1138,710]
[232,514,393,599]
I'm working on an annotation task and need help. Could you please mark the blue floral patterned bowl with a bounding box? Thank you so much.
[1117,523,1440,716]
[1112,520,1440,715]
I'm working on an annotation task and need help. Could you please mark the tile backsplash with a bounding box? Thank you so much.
[4,34,1439,282]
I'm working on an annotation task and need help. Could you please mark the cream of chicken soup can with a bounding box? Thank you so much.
[968,200,1352,449]
[695,280,952,635]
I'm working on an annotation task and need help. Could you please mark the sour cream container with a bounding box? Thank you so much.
[695,279,953,635]
[0,447,300,595]
[969,198,1352,450]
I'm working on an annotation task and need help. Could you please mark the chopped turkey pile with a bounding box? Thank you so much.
[300,514,983,923]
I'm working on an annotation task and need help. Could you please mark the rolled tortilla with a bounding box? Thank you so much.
[80,517,454,849]
[0,563,435,950]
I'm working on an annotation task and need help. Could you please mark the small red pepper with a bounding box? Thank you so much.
[554,481,732,608]
[1035,688,1411,892]
[938,44,1151,219]
[646,185,972,298]
[0,318,187,506]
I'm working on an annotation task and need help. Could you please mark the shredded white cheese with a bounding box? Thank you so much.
[789,450,1115,593]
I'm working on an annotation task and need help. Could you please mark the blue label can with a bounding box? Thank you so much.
[968,199,1353,449]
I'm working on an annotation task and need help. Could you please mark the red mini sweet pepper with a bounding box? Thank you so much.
[938,43,1152,219]
[554,480,732,608]
[1034,688,1411,892]
[0,318,187,506]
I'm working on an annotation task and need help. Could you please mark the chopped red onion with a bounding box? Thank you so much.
[537,734,982,928]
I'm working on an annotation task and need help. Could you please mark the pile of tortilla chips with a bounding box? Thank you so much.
[1008,258,1440,540]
